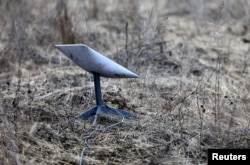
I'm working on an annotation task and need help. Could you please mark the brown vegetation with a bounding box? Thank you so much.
[0,0,249,164]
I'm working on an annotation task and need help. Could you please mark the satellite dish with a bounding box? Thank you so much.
[55,44,139,78]
[55,44,139,124]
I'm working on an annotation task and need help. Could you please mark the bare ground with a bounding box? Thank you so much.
[0,0,250,164]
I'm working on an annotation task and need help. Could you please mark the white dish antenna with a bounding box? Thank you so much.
[55,44,139,124]
[55,44,139,78]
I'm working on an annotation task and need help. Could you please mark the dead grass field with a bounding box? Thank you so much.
[0,0,250,164]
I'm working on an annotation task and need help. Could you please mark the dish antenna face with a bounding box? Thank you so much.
[55,44,139,78]
[55,44,139,124]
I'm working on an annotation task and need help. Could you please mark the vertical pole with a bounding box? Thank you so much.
[93,73,103,106]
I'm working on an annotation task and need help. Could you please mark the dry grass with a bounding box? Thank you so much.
[0,0,250,164]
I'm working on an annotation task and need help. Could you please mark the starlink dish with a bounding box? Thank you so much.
[55,44,139,78]
[55,44,139,124]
